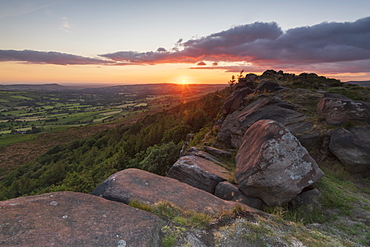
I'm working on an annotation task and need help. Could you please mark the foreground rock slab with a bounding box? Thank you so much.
[92,168,256,215]
[235,120,324,206]
[0,191,163,246]
[329,127,370,176]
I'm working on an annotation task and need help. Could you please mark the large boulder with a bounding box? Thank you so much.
[329,127,370,176]
[0,191,163,246]
[217,96,310,148]
[167,155,232,194]
[317,95,370,125]
[92,169,256,215]
[235,120,324,206]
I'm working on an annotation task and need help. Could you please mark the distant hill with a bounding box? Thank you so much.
[345,80,370,87]
[0,83,66,91]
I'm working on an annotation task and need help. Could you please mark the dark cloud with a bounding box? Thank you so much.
[1,17,369,75]
[0,49,112,65]
[197,61,206,66]
[100,17,370,74]
[156,47,167,52]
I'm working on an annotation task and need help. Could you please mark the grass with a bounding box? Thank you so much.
[261,156,370,245]
[326,85,370,102]
[127,200,213,247]
[0,134,36,147]
[215,211,348,247]
[128,199,152,212]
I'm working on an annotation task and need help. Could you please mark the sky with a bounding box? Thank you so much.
[0,0,370,86]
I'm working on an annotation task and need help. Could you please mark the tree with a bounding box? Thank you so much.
[228,75,236,87]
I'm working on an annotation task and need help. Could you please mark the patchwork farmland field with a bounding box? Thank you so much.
[0,83,226,147]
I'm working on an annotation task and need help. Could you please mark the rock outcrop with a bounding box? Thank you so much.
[167,155,231,194]
[236,73,258,89]
[215,181,265,209]
[222,87,253,115]
[255,80,284,93]
[318,94,370,125]
[203,146,232,159]
[217,96,310,148]
[186,146,228,167]
[0,191,163,246]
[329,127,370,176]
[235,120,324,206]
[92,168,256,215]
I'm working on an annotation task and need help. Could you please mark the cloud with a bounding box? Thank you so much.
[156,47,167,52]
[61,17,73,33]
[0,49,112,65]
[1,16,369,76]
[99,17,370,74]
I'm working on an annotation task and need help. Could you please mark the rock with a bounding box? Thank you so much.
[329,127,370,176]
[323,92,351,100]
[217,96,308,148]
[0,191,163,246]
[245,73,258,82]
[256,80,284,93]
[167,155,231,194]
[203,146,232,159]
[290,188,322,210]
[186,147,229,169]
[317,96,370,125]
[262,69,278,77]
[237,74,258,89]
[297,131,332,161]
[222,87,253,115]
[92,169,256,215]
[215,181,265,210]
[235,120,324,206]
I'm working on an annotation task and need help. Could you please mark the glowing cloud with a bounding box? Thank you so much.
[99,17,370,74]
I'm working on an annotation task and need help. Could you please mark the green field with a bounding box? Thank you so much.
[0,83,227,146]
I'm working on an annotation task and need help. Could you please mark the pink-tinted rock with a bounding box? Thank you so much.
[217,96,309,148]
[0,191,163,246]
[92,169,256,215]
[317,96,370,125]
[167,155,232,194]
[203,146,232,159]
[235,120,324,206]
[215,181,265,210]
